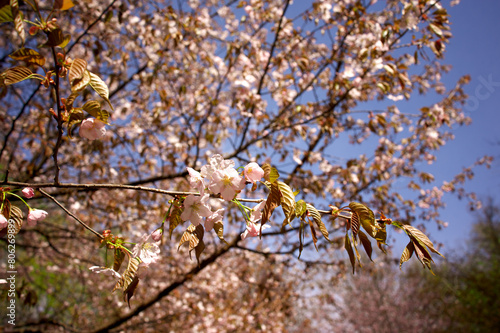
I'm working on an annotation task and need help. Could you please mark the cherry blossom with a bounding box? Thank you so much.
[79,118,106,140]
[205,208,224,231]
[89,266,122,279]
[241,222,271,240]
[186,167,205,194]
[208,168,245,201]
[0,214,7,229]
[151,228,163,242]
[180,194,212,225]
[133,234,161,267]
[243,162,264,184]
[22,187,35,198]
[27,209,48,227]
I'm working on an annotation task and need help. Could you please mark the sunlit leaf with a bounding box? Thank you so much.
[2,66,33,85]
[82,100,110,124]
[277,181,295,228]
[67,108,84,137]
[53,0,74,11]
[9,48,45,66]
[113,256,140,294]
[295,199,307,218]
[177,224,196,250]
[58,34,71,48]
[71,70,90,92]
[0,5,13,23]
[213,221,228,244]
[402,224,444,258]
[345,233,356,274]
[123,274,139,309]
[400,241,414,269]
[350,211,360,237]
[262,163,279,183]
[10,0,25,44]
[308,220,318,251]
[261,181,281,228]
[69,58,87,84]
[349,202,377,238]
[306,203,331,242]
[89,71,113,110]
[9,205,23,236]
[357,230,373,261]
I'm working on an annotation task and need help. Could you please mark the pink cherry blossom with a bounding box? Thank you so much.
[151,228,163,242]
[0,214,7,229]
[27,209,48,226]
[180,194,212,225]
[22,187,35,198]
[208,168,245,201]
[243,162,264,184]
[79,118,106,140]
[205,208,224,231]
[133,234,161,267]
[241,222,270,240]
[200,154,235,182]
[186,167,205,194]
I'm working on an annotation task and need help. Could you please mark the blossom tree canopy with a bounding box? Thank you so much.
[0,0,492,331]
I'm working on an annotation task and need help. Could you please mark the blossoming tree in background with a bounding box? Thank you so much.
[0,0,491,331]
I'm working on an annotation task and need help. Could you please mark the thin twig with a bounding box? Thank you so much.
[38,188,103,240]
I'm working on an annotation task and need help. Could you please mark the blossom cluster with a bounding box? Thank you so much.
[0,187,48,230]
[183,154,267,239]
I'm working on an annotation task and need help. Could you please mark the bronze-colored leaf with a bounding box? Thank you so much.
[306,203,331,242]
[261,181,281,228]
[308,220,318,251]
[82,100,110,124]
[9,205,23,236]
[189,224,204,252]
[351,211,360,237]
[357,230,373,261]
[53,0,74,11]
[277,181,295,228]
[345,233,356,274]
[177,224,196,250]
[11,0,25,44]
[9,48,45,66]
[169,204,184,239]
[123,274,139,309]
[89,72,113,110]
[3,66,33,85]
[69,58,87,84]
[1,198,11,218]
[113,248,125,271]
[113,256,140,293]
[213,221,228,244]
[262,163,279,183]
[71,70,90,92]
[400,241,414,269]
[402,224,444,258]
[349,202,377,238]
[295,200,307,218]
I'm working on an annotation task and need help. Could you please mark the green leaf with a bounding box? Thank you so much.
[9,48,45,66]
[262,163,279,183]
[306,203,331,242]
[82,100,110,124]
[295,200,307,218]
[213,221,228,245]
[0,5,13,23]
[53,0,75,11]
[400,241,414,269]
[349,202,377,238]
[277,181,295,228]
[89,71,113,110]
[2,66,33,85]
[71,70,90,92]
[345,233,356,274]
[69,58,87,84]
[169,204,184,239]
[357,230,373,261]
[261,181,281,228]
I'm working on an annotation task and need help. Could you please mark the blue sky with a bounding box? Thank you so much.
[396,0,500,254]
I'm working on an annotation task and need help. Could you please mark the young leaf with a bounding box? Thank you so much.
[349,202,377,238]
[402,224,444,258]
[0,5,13,23]
[3,66,33,85]
[357,230,373,261]
[9,48,45,66]
[344,233,356,274]
[306,203,331,242]
[9,205,23,236]
[89,72,113,110]
[295,199,307,218]
[400,241,414,269]
[178,224,196,250]
[45,28,65,47]
[169,204,184,239]
[260,181,281,227]
[82,100,110,124]
[113,256,140,294]
[277,181,295,228]
[113,248,126,271]
[71,70,90,92]
[262,163,279,183]
[10,0,25,44]
[213,221,228,244]
[69,59,87,84]
[350,211,360,237]
[53,0,75,11]
[123,274,139,309]
[308,219,318,251]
